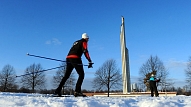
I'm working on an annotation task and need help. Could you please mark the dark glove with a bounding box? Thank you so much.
[88,62,94,68]
[156,78,160,82]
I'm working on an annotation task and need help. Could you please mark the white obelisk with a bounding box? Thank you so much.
[120,16,131,93]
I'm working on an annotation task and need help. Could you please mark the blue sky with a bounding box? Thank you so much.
[0,0,191,90]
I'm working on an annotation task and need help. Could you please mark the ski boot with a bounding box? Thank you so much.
[74,92,87,97]
[54,90,61,97]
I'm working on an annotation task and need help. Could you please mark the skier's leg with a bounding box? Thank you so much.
[150,82,154,97]
[73,59,84,93]
[151,87,154,97]
[56,59,74,93]
[75,68,84,93]
[154,84,159,97]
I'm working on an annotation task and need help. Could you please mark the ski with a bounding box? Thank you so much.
[51,94,87,97]
[49,94,74,97]
[27,94,74,97]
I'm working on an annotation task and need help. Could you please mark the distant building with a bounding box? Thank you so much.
[131,83,138,92]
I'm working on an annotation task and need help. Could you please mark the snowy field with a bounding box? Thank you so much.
[0,92,190,107]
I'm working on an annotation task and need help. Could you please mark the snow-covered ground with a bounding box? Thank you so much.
[0,92,190,107]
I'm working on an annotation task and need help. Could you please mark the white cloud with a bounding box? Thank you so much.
[45,38,62,45]
[165,59,188,69]
[45,40,51,45]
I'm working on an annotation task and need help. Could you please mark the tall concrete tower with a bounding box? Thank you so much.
[120,16,131,93]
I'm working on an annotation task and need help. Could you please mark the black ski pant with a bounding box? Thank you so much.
[56,58,84,93]
[149,81,159,97]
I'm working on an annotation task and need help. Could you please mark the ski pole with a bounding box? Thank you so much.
[26,53,88,66]
[16,66,64,78]
[27,53,65,62]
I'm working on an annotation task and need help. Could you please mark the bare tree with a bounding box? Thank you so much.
[92,59,122,97]
[139,55,170,91]
[137,77,147,92]
[0,64,17,91]
[21,63,46,92]
[185,56,191,89]
[52,62,75,94]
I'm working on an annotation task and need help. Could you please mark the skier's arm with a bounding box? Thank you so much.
[155,78,160,82]
[82,41,92,62]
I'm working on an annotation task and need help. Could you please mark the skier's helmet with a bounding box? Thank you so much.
[151,74,155,77]
[82,33,89,39]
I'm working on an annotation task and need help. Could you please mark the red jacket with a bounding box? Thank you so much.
[67,39,91,62]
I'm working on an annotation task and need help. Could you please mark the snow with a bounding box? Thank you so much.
[0,92,190,107]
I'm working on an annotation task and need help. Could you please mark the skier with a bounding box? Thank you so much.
[55,33,93,97]
[149,74,160,97]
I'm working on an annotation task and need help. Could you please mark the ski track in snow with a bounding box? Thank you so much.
[0,92,190,107]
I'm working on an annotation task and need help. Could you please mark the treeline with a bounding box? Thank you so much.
[0,63,74,94]
[0,55,191,96]
[0,59,122,96]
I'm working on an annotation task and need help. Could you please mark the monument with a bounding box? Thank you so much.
[120,16,131,93]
